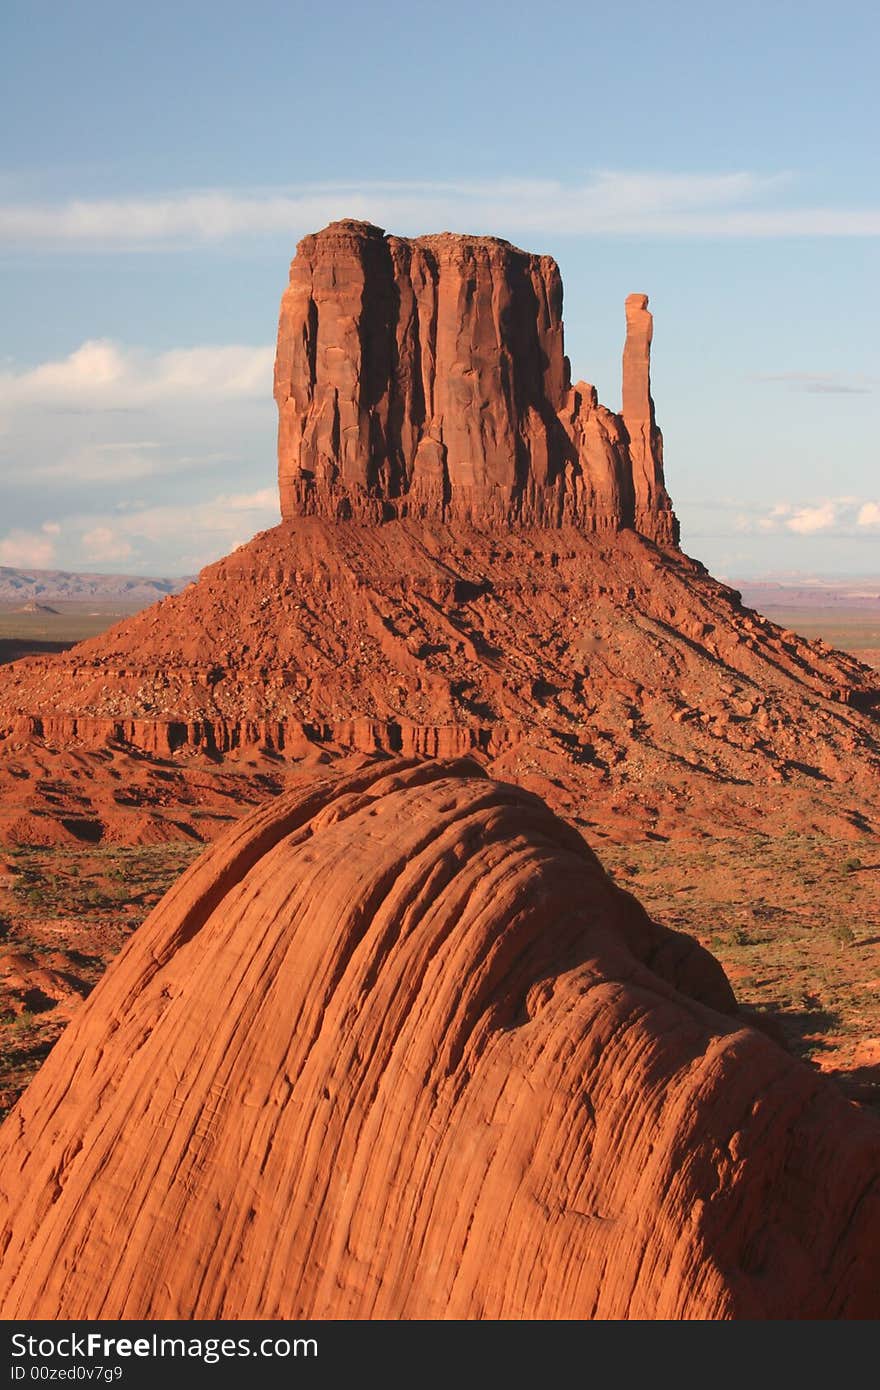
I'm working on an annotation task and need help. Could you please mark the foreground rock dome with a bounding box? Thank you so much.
[0,759,877,1319]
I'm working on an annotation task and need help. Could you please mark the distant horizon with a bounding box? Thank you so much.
[3,555,880,590]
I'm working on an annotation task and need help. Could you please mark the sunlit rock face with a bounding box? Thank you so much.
[275,220,677,543]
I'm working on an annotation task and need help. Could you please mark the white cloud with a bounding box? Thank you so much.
[80,526,134,563]
[0,529,57,568]
[0,342,275,494]
[105,488,279,545]
[755,502,791,532]
[65,489,280,571]
[223,487,277,512]
[785,501,838,534]
[750,497,880,538]
[2,171,879,249]
[0,488,281,576]
[0,340,273,414]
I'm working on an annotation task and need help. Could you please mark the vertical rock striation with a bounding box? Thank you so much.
[622,293,676,545]
[274,221,679,544]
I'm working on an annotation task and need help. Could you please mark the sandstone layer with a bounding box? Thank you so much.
[0,520,877,848]
[275,220,677,543]
[0,758,877,1320]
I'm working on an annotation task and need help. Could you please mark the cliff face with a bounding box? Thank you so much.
[1,759,876,1320]
[275,220,678,543]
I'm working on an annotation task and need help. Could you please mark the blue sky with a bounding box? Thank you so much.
[1,0,878,578]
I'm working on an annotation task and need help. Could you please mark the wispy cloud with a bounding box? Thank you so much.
[0,488,281,575]
[746,497,880,536]
[72,487,281,569]
[785,501,840,534]
[0,340,274,412]
[104,487,279,544]
[756,371,877,395]
[80,526,133,563]
[2,171,879,250]
[31,442,236,484]
[0,528,58,568]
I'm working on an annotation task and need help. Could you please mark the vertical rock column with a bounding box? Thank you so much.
[622,294,679,546]
[274,221,401,520]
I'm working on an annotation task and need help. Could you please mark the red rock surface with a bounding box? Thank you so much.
[275,220,677,542]
[623,293,675,543]
[0,759,876,1320]
[0,519,877,847]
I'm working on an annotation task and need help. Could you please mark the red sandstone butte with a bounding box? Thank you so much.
[0,760,877,1319]
[0,224,878,852]
[274,220,677,543]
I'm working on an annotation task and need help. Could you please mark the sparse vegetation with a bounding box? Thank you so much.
[0,840,201,1118]
[831,923,856,948]
[600,828,880,1110]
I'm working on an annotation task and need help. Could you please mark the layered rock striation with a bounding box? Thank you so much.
[1,519,879,848]
[275,220,678,543]
[0,760,876,1320]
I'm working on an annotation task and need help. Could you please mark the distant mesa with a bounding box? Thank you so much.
[0,567,192,605]
[14,600,59,615]
[275,220,678,543]
[0,760,877,1319]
